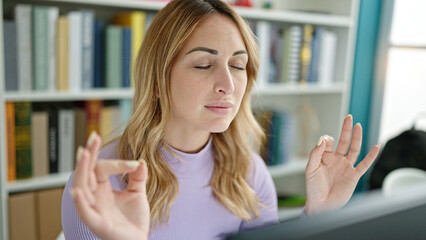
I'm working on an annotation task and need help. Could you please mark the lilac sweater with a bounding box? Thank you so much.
[62,138,278,239]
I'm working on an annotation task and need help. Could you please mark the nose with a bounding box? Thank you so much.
[214,66,234,95]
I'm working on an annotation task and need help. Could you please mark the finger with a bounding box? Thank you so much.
[335,114,353,155]
[73,147,91,188]
[71,187,102,233]
[355,144,381,177]
[306,136,327,172]
[347,123,362,165]
[128,160,148,193]
[95,160,142,184]
[86,132,102,191]
[73,148,96,204]
[323,135,335,152]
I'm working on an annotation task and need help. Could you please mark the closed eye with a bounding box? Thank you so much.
[230,65,245,70]
[194,65,212,70]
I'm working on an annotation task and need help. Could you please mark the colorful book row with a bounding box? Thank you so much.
[4,100,132,181]
[259,24,338,86]
[3,4,155,92]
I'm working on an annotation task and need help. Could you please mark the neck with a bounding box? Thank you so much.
[164,128,211,153]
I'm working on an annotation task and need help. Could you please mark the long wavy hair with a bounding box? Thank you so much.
[119,0,265,229]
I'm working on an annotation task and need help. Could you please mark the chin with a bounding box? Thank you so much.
[206,121,232,133]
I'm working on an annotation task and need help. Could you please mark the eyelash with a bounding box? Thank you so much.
[194,65,245,70]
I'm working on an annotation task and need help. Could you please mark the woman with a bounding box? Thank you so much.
[62,0,380,239]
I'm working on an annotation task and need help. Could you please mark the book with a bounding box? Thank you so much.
[85,100,103,139]
[36,188,64,240]
[47,7,59,91]
[59,108,75,172]
[113,11,147,87]
[15,4,33,91]
[318,30,337,85]
[100,103,121,144]
[31,111,49,177]
[57,16,69,91]
[281,25,302,84]
[15,102,32,179]
[5,102,16,181]
[3,20,18,91]
[32,6,49,91]
[8,192,37,240]
[308,26,322,84]
[122,27,132,88]
[94,20,105,88]
[256,21,271,87]
[81,10,95,90]
[299,24,314,84]
[47,106,59,173]
[74,108,87,153]
[105,25,123,88]
[68,11,83,92]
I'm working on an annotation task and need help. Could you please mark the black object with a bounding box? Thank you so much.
[227,184,426,240]
[369,126,426,190]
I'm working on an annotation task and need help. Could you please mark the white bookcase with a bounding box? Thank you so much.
[0,0,359,238]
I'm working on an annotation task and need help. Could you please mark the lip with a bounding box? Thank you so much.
[204,102,233,115]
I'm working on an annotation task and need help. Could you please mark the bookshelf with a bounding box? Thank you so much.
[0,0,360,238]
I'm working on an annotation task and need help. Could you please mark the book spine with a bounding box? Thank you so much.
[59,109,75,172]
[68,11,83,92]
[32,6,49,91]
[81,10,95,89]
[57,16,69,91]
[85,100,103,139]
[3,20,19,91]
[31,111,49,177]
[122,27,132,88]
[6,102,17,181]
[105,25,123,88]
[47,7,59,91]
[15,4,33,91]
[94,20,105,88]
[299,24,314,84]
[48,107,59,173]
[15,102,32,179]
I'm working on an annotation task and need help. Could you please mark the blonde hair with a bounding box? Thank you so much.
[119,0,265,229]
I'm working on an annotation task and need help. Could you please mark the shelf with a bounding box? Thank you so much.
[2,83,344,102]
[14,0,352,27]
[3,89,134,102]
[7,172,72,193]
[268,158,307,178]
[5,159,306,193]
[235,7,352,27]
[254,82,344,96]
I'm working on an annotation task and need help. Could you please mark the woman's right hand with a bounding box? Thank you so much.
[71,132,150,240]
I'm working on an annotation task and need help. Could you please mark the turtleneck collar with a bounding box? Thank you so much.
[160,136,214,178]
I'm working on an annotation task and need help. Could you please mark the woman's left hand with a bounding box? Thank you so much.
[304,114,381,215]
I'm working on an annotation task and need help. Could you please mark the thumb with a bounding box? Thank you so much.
[127,160,148,194]
[306,136,326,172]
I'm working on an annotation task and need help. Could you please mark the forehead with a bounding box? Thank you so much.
[182,13,246,52]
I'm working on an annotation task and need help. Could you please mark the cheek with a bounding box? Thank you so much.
[235,77,248,100]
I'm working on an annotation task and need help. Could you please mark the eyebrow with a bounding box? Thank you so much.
[185,47,247,56]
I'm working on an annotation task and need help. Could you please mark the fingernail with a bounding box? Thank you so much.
[86,131,97,147]
[69,189,76,199]
[126,161,141,168]
[317,136,324,146]
[377,144,381,148]
[347,114,353,118]
[139,159,147,167]
[76,146,84,162]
